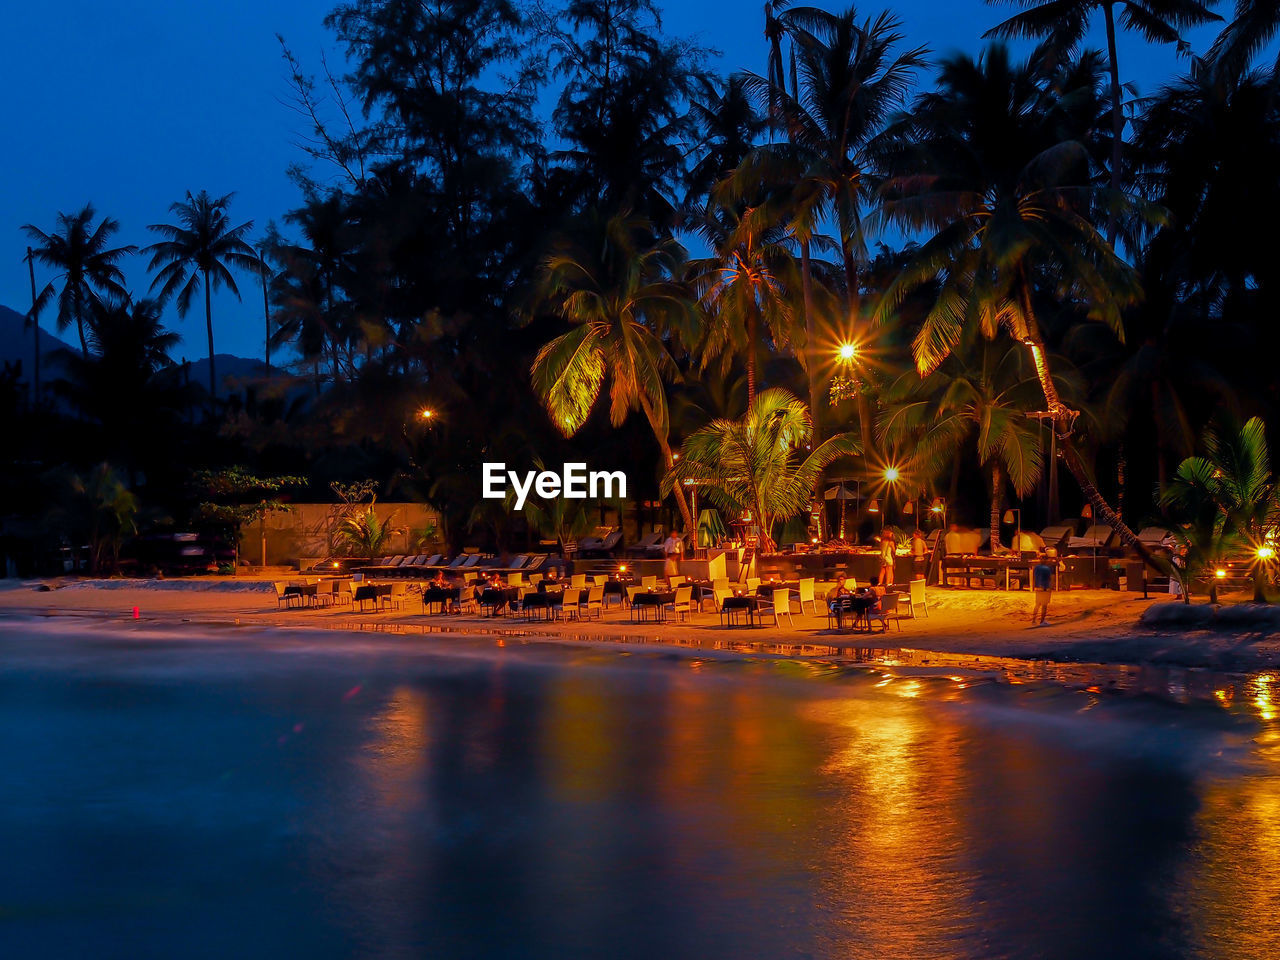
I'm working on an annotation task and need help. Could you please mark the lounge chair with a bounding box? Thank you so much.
[1136,527,1173,550]
[625,531,665,557]
[1039,523,1078,551]
[1068,525,1115,552]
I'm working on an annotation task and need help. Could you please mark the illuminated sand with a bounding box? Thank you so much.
[4,577,1279,670]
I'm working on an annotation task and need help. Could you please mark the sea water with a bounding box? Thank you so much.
[0,617,1276,959]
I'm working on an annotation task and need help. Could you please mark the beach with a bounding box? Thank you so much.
[4,576,1278,671]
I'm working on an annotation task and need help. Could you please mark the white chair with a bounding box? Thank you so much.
[388,581,409,611]
[797,578,817,615]
[763,588,794,627]
[641,575,658,591]
[667,575,686,590]
[508,572,524,587]
[583,584,605,620]
[903,579,928,618]
[669,585,693,622]
[570,573,587,590]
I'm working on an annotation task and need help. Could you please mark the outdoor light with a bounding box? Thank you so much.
[619,564,627,572]
[1081,503,1093,519]
[837,342,857,361]
[883,466,900,483]
[1216,568,1227,579]
[1003,510,1017,524]
[419,408,434,420]
[867,499,880,513]
[1258,545,1276,561]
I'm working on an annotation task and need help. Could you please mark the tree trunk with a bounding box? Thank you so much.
[1103,2,1124,246]
[26,247,40,406]
[204,271,216,412]
[260,261,271,371]
[747,311,757,405]
[1017,276,1159,571]
[638,393,695,536]
[800,237,827,539]
[75,287,88,357]
[990,461,1003,555]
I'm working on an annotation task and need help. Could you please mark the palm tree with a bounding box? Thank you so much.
[1159,417,1280,601]
[984,0,1221,238]
[687,205,802,404]
[337,505,397,559]
[1207,0,1280,81]
[666,388,860,552]
[877,46,1152,558]
[879,339,1051,550]
[21,205,136,356]
[736,6,927,457]
[144,191,259,406]
[530,212,701,533]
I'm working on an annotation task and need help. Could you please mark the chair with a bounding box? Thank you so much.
[274,581,299,609]
[762,588,794,627]
[388,581,409,611]
[641,575,658,591]
[625,585,644,607]
[570,573,587,590]
[508,572,524,588]
[582,584,605,620]
[903,579,928,618]
[1136,527,1173,550]
[625,531,665,557]
[711,583,734,616]
[669,585,693,622]
[797,578,817,615]
[1068,525,1115,552]
[869,592,904,632]
[667,574,686,590]
[745,577,761,593]
[1039,525,1076,551]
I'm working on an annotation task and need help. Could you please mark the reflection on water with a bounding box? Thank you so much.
[0,619,1277,959]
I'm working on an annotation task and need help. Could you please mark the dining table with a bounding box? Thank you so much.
[630,591,675,623]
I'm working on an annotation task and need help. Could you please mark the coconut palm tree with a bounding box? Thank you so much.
[1207,0,1280,81]
[144,191,259,407]
[1159,417,1280,601]
[985,0,1221,237]
[530,212,701,533]
[666,388,860,552]
[686,205,802,404]
[877,45,1152,558]
[735,6,927,457]
[879,338,1052,550]
[21,205,136,356]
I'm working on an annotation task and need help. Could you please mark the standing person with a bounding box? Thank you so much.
[1031,548,1057,624]
[877,533,896,589]
[910,529,928,578]
[662,529,683,580]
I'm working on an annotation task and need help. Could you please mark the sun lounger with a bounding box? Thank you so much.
[1068,525,1116,552]
[625,531,665,557]
[1136,527,1173,549]
[1039,525,1075,550]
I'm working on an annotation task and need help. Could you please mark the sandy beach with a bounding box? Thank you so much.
[3,576,1278,671]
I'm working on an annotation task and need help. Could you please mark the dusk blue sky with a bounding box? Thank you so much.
[1,0,1228,363]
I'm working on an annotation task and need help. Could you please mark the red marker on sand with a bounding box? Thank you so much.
[132,607,140,620]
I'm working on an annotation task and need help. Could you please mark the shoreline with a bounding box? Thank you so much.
[4,576,1279,672]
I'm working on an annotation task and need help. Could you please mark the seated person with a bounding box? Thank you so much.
[826,573,854,609]
[858,575,886,612]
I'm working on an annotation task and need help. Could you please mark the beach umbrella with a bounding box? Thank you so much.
[824,483,857,539]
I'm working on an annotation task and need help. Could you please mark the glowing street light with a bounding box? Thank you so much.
[837,342,858,362]
[883,466,900,483]
[1257,545,1276,561]
[419,408,435,420]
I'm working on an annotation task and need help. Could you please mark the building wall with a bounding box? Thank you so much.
[245,503,441,567]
